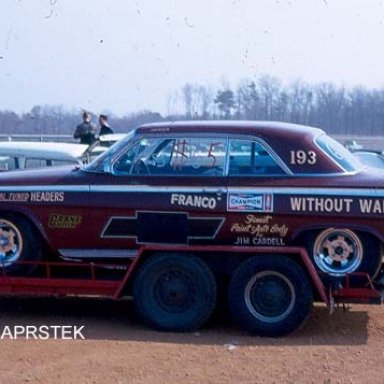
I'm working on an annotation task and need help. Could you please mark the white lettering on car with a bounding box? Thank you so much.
[30,191,65,203]
[170,193,217,210]
[0,192,30,202]
[359,199,384,214]
[290,150,317,165]
[290,197,353,213]
[290,196,384,215]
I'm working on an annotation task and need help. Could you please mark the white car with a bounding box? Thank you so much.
[0,141,88,171]
[353,150,384,170]
[85,134,127,158]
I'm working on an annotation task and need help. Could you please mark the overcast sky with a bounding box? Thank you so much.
[1,0,384,116]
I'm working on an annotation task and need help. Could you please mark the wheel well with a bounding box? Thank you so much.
[294,227,383,281]
[0,210,52,257]
[294,227,382,248]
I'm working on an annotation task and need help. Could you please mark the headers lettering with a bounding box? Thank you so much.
[30,192,64,203]
[0,191,65,203]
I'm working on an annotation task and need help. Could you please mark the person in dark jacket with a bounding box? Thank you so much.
[98,114,114,136]
[73,112,97,145]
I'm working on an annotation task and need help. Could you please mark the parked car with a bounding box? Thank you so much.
[0,141,88,171]
[344,139,363,151]
[353,150,384,170]
[1,120,383,275]
[85,134,126,159]
[0,121,383,335]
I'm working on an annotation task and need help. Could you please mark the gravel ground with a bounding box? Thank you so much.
[0,296,383,384]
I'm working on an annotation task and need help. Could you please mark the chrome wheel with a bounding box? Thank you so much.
[313,228,363,275]
[0,219,23,267]
[244,271,295,323]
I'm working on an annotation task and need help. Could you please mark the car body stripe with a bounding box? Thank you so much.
[0,185,89,192]
[0,185,383,197]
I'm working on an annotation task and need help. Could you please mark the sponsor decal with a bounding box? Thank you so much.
[148,127,170,133]
[48,214,82,229]
[230,214,288,246]
[171,193,220,210]
[234,236,285,246]
[0,191,65,203]
[0,192,29,202]
[227,193,273,212]
[30,191,65,203]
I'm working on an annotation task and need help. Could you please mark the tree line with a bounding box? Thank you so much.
[1,75,383,137]
[175,77,384,136]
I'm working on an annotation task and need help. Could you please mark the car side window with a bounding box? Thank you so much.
[0,157,16,171]
[114,137,226,176]
[228,139,285,176]
[25,158,47,169]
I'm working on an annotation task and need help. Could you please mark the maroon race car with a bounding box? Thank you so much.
[0,121,383,335]
[0,121,384,335]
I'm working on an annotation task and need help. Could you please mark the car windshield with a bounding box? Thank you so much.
[315,134,363,173]
[83,131,134,173]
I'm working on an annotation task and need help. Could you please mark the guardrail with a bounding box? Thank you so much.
[0,134,75,143]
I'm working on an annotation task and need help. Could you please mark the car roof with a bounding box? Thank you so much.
[136,120,325,139]
[0,141,88,161]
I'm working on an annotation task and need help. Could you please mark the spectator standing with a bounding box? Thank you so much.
[73,112,97,145]
[98,114,114,136]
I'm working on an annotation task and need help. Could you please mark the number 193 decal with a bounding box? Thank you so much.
[290,150,317,165]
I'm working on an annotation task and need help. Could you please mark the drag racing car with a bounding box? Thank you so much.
[0,121,383,335]
[0,121,381,275]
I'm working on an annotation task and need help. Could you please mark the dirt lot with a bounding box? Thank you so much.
[0,296,383,384]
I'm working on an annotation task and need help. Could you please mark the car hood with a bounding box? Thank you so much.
[0,165,85,187]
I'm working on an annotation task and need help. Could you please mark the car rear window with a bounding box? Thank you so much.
[315,134,362,173]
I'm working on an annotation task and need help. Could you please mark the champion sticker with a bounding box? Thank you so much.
[227,193,273,212]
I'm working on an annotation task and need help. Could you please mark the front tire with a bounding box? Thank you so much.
[132,253,217,332]
[228,255,313,337]
[0,214,42,275]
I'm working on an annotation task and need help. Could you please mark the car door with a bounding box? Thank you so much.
[225,138,290,246]
[88,135,228,255]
